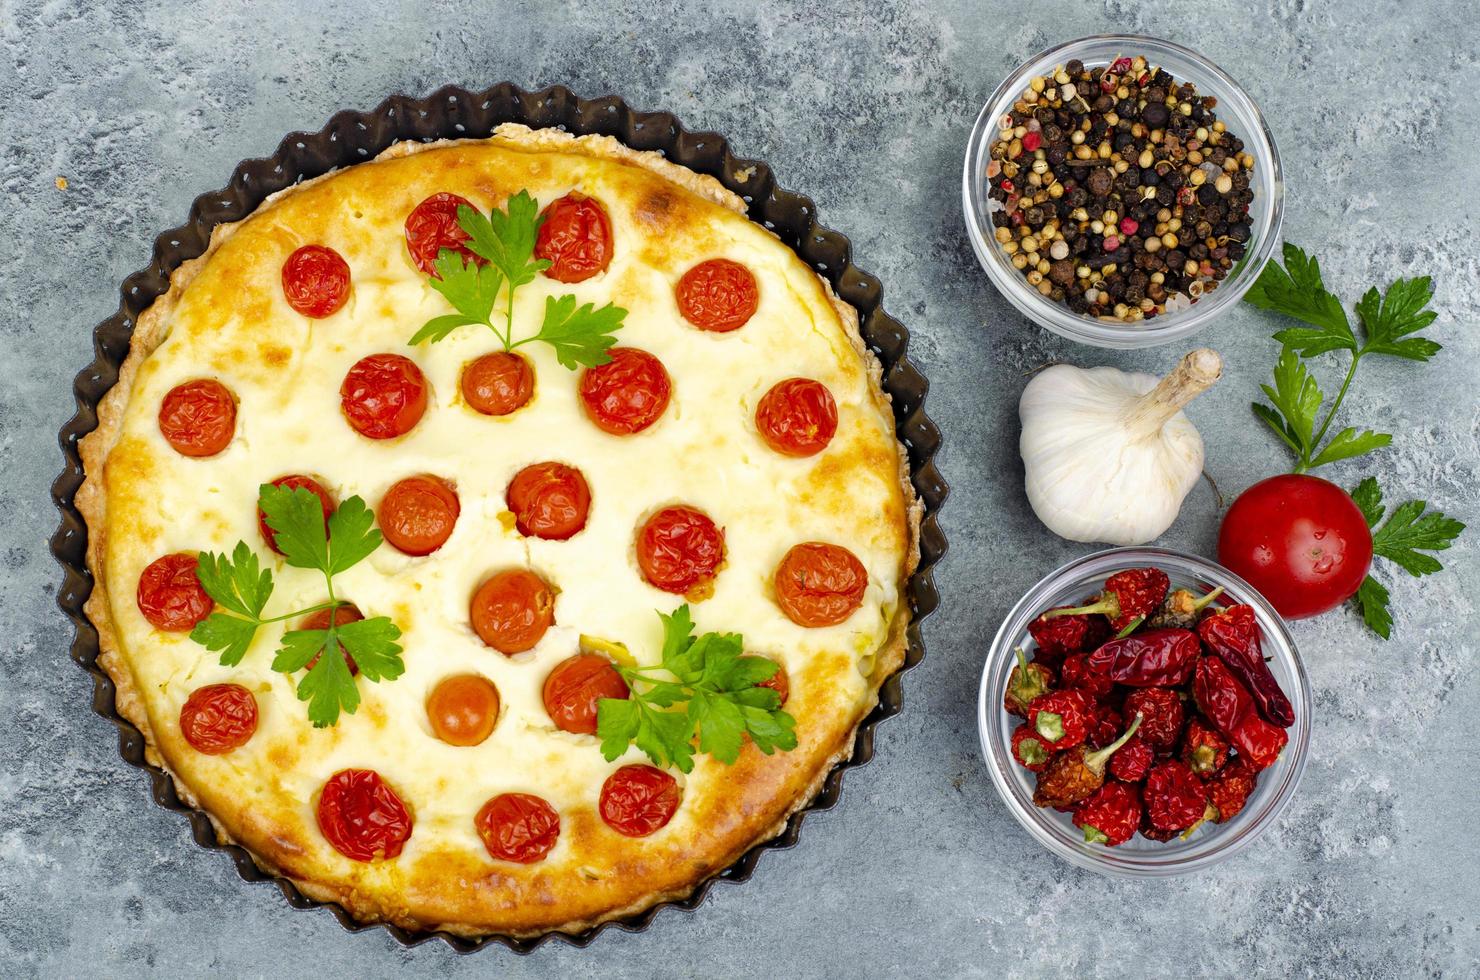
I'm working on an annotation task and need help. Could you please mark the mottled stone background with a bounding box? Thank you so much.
[2,0,1476,975]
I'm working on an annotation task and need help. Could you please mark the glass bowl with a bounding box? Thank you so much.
[962,35,1285,348]
[976,547,1310,877]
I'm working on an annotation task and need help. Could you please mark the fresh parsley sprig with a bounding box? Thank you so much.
[1244,243,1465,638]
[189,483,405,727]
[1349,478,1466,638]
[1244,243,1439,474]
[408,190,625,368]
[596,606,798,773]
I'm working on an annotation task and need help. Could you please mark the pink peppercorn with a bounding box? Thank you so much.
[1103,235,1121,252]
[1119,217,1139,236]
[1022,132,1042,152]
[1111,56,1133,73]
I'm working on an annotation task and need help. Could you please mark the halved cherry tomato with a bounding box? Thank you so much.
[179,683,258,755]
[599,764,681,838]
[341,353,428,440]
[578,348,671,435]
[158,379,237,458]
[543,653,629,735]
[744,656,790,706]
[755,378,838,457]
[774,542,868,627]
[316,768,413,862]
[301,603,363,676]
[476,792,560,864]
[281,244,351,317]
[471,569,555,654]
[137,553,213,631]
[426,674,500,746]
[676,259,759,332]
[258,475,335,555]
[636,506,724,596]
[461,351,534,416]
[1218,473,1374,619]
[506,462,590,541]
[378,475,459,556]
[535,193,612,283]
[404,192,481,277]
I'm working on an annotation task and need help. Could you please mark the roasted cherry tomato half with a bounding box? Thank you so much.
[636,505,725,596]
[774,541,868,627]
[1218,474,1374,619]
[378,475,460,556]
[746,656,790,706]
[470,569,555,654]
[136,553,214,632]
[404,192,481,277]
[258,475,335,555]
[755,378,838,457]
[676,258,759,332]
[426,673,501,747]
[476,792,560,864]
[281,244,351,318]
[300,603,363,676]
[543,653,630,735]
[599,764,681,838]
[341,353,428,440]
[506,462,591,541]
[461,351,534,416]
[578,347,671,435]
[535,192,612,283]
[158,379,237,458]
[179,684,258,755]
[316,769,413,863]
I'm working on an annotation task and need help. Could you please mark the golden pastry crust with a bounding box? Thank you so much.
[78,124,920,938]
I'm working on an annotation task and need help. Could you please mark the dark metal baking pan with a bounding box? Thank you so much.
[48,82,949,953]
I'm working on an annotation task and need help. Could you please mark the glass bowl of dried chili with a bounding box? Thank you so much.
[976,546,1311,876]
[963,34,1285,349]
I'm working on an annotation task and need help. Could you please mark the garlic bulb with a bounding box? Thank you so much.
[1019,348,1222,545]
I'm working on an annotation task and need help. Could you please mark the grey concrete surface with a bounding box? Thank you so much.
[2,0,1477,975]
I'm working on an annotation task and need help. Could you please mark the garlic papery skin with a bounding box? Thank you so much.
[1019,348,1222,545]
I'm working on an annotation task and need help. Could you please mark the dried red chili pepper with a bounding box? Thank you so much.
[1073,781,1141,846]
[1086,627,1200,687]
[1108,733,1154,783]
[1086,705,1123,749]
[1180,716,1230,776]
[1139,811,1180,842]
[1032,714,1143,810]
[1144,760,1208,831]
[1208,757,1257,822]
[1197,604,1294,728]
[1061,653,1116,700]
[1005,648,1054,717]
[1027,689,1093,749]
[1027,607,1110,661]
[1122,687,1185,751]
[1011,724,1053,772]
[1193,657,1288,770]
[1146,586,1224,629]
[1042,567,1169,633]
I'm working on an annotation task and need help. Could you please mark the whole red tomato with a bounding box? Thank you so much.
[1218,474,1373,619]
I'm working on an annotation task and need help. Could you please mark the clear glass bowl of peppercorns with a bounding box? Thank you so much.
[976,547,1311,876]
[963,35,1284,348]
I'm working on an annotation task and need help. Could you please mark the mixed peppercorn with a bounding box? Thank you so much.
[985,55,1256,323]
[1006,566,1293,845]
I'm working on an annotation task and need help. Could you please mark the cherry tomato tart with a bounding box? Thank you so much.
[341,353,428,439]
[676,258,759,332]
[535,192,612,283]
[774,542,869,627]
[471,569,555,654]
[378,475,459,556]
[158,379,237,458]
[636,505,725,596]
[316,769,413,862]
[755,378,838,457]
[506,462,591,541]
[579,347,671,435]
[476,793,560,864]
[599,764,681,838]
[136,553,213,632]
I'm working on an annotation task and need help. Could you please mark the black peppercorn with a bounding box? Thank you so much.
[1066,58,1084,76]
[1086,168,1114,196]
[1142,101,1170,128]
